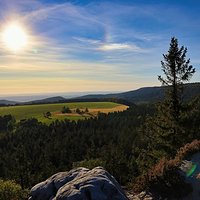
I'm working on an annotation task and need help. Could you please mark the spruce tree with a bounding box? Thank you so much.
[156,37,195,152]
[143,37,196,159]
[158,37,195,121]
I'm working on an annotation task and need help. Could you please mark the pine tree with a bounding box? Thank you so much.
[156,37,195,150]
[144,37,196,158]
[158,37,195,121]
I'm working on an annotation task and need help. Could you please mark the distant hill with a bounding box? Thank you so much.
[25,96,66,104]
[0,100,18,105]
[1,83,200,106]
[76,82,200,104]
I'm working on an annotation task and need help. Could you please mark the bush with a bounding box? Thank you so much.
[0,115,16,132]
[133,140,200,198]
[61,106,71,113]
[43,111,51,118]
[75,108,81,114]
[0,179,28,200]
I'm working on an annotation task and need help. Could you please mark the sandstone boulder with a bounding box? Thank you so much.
[29,167,129,200]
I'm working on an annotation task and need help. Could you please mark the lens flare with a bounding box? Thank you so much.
[186,164,197,177]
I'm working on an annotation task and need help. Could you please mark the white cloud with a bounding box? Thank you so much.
[73,37,100,44]
[98,43,140,51]
[73,36,144,52]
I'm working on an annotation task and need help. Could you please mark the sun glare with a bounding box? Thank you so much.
[2,22,28,52]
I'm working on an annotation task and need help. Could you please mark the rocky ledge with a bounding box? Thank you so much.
[29,167,129,200]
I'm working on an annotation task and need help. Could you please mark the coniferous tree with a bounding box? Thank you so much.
[141,37,196,160]
[156,37,195,151]
[158,37,195,121]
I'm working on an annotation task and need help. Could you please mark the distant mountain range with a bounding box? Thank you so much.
[0,96,66,106]
[0,100,18,105]
[25,96,66,105]
[75,82,200,104]
[76,86,164,103]
[1,83,200,106]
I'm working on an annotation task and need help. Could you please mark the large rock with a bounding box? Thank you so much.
[29,167,129,200]
[179,152,200,200]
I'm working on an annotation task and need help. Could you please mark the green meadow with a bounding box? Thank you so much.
[0,102,126,124]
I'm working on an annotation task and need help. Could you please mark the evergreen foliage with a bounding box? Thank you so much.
[142,38,196,160]
[158,37,195,121]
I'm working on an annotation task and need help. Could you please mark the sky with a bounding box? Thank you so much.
[0,0,200,96]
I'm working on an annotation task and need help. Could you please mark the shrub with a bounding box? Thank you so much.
[75,108,81,114]
[0,179,28,200]
[43,111,51,118]
[61,106,71,113]
[133,140,200,198]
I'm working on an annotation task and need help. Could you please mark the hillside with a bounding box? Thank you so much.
[1,83,200,106]
[25,96,66,104]
[0,99,18,105]
[76,82,200,104]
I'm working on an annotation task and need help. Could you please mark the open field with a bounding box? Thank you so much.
[0,102,128,124]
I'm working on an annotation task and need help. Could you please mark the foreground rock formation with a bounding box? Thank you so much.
[29,155,200,200]
[29,167,129,200]
[179,152,200,200]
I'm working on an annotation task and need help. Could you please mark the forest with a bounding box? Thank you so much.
[0,37,200,199]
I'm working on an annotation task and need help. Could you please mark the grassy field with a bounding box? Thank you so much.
[0,102,128,124]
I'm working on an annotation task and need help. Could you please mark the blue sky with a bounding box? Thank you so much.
[0,0,200,95]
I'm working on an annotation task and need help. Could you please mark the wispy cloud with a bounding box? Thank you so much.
[98,43,141,51]
[73,36,144,52]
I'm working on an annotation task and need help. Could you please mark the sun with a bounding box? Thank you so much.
[2,22,28,52]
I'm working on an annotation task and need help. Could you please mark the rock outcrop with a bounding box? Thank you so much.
[29,167,129,200]
[179,152,200,200]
